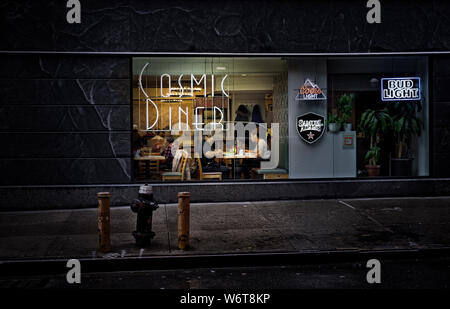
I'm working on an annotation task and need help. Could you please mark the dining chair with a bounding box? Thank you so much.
[162,152,187,181]
[195,156,222,180]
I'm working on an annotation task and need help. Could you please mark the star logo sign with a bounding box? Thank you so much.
[296,113,325,145]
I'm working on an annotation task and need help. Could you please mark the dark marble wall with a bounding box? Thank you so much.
[0,54,131,185]
[432,56,450,177]
[1,0,449,53]
[0,1,449,186]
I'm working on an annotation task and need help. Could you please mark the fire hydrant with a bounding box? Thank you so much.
[130,184,159,247]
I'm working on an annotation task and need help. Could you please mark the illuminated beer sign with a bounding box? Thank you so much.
[296,112,325,144]
[381,77,421,101]
[295,79,326,101]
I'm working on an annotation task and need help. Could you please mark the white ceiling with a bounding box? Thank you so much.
[133,57,287,76]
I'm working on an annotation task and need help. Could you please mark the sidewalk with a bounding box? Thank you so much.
[1,197,450,260]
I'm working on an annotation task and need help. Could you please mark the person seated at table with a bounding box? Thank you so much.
[249,127,270,159]
[159,133,169,154]
[132,124,143,152]
[142,131,155,147]
[161,136,175,170]
[139,146,151,156]
[201,133,230,179]
[245,127,271,178]
[132,125,144,175]
[149,133,164,153]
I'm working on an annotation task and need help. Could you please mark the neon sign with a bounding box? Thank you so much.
[138,63,228,131]
[381,77,421,101]
[295,79,326,101]
[160,73,229,98]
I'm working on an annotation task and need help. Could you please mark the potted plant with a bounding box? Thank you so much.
[337,93,354,131]
[359,108,392,177]
[327,113,341,132]
[364,145,381,176]
[387,101,423,176]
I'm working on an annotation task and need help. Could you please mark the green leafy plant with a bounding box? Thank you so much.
[365,146,380,166]
[387,101,423,159]
[337,93,354,124]
[359,108,392,166]
[327,113,340,125]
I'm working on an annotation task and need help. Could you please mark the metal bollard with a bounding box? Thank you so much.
[177,192,191,250]
[97,192,111,253]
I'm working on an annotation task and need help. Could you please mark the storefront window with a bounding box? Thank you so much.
[132,56,429,181]
[326,56,429,177]
[132,57,288,181]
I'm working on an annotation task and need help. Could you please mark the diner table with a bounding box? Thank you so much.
[134,155,166,161]
[222,151,257,179]
[134,155,166,178]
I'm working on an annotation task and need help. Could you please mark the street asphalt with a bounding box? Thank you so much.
[1,196,449,260]
[2,257,448,289]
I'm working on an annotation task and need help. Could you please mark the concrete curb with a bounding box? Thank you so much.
[1,247,450,277]
[2,178,450,210]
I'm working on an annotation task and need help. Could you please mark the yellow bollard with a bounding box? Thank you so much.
[97,192,111,253]
[177,192,191,250]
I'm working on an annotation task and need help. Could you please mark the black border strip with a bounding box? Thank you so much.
[1,51,450,56]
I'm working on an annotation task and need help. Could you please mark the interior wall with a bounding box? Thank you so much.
[288,58,332,178]
[273,72,289,169]
[231,91,267,123]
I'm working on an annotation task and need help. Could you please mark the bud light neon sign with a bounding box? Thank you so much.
[381,77,421,101]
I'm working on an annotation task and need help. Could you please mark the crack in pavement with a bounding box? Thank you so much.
[338,200,394,234]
